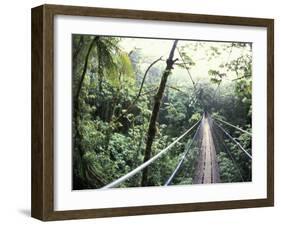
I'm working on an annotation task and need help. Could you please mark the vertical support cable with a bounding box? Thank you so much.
[212,120,244,182]
[164,119,202,186]
[214,120,252,159]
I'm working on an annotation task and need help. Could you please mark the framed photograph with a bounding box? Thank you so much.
[31,4,274,221]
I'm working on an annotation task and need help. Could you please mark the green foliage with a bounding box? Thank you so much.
[189,112,201,124]
[72,35,252,189]
[208,69,226,84]
[217,152,242,182]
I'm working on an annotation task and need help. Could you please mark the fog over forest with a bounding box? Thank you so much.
[72,35,252,190]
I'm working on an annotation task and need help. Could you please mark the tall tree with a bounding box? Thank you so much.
[72,36,100,189]
[141,40,178,186]
[73,37,97,159]
[72,35,136,188]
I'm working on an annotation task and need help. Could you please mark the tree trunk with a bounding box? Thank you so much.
[73,36,84,62]
[73,37,98,168]
[74,37,98,106]
[72,37,98,189]
[141,40,178,186]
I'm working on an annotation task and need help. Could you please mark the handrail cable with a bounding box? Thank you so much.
[164,120,202,186]
[214,120,252,159]
[212,121,244,181]
[101,119,201,189]
[214,117,252,136]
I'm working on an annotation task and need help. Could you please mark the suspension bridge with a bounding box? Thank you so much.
[101,113,252,189]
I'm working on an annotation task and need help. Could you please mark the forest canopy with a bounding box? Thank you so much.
[72,35,252,190]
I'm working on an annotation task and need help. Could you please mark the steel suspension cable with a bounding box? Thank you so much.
[101,119,201,189]
[164,120,202,186]
[214,120,252,159]
[212,121,244,181]
[214,117,252,136]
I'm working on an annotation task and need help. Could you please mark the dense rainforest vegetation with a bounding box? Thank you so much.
[72,35,252,190]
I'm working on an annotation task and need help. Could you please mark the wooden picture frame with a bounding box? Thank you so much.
[31,4,274,221]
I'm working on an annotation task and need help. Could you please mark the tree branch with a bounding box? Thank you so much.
[176,47,196,88]
[166,85,188,96]
[232,75,247,81]
[113,56,163,122]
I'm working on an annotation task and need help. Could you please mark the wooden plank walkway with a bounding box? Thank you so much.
[193,115,220,184]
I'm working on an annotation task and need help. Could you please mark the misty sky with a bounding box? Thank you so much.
[120,37,252,88]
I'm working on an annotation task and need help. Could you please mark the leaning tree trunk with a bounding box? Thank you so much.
[72,37,98,189]
[141,40,178,186]
[73,37,97,158]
